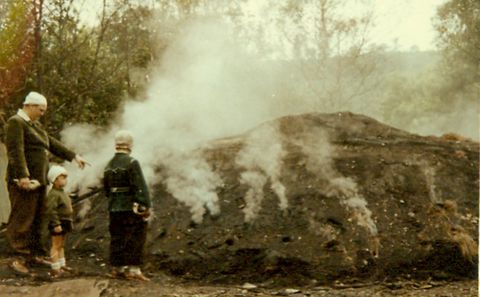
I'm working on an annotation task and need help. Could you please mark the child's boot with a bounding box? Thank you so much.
[50,262,64,277]
[125,266,150,282]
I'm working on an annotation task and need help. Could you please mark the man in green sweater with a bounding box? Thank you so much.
[5,91,89,274]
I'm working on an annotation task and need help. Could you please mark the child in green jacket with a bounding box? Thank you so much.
[45,165,74,276]
[103,130,152,281]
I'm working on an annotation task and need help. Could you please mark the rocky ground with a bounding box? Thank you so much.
[0,112,478,296]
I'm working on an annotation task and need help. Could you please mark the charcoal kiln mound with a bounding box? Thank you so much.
[70,112,479,285]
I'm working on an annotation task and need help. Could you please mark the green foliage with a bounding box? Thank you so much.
[435,0,480,84]
[0,0,39,105]
[381,0,479,138]
[433,0,479,106]
[3,1,156,136]
[0,0,29,68]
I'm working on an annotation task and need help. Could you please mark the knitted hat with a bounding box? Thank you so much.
[24,91,47,106]
[48,165,68,184]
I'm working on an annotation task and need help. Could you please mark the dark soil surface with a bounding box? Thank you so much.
[0,112,478,296]
[0,277,478,297]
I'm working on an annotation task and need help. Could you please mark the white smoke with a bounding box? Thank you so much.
[423,166,440,204]
[163,150,222,224]
[60,124,116,193]
[235,122,287,222]
[410,157,441,204]
[239,171,268,223]
[296,126,378,236]
[60,18,296,223]
[326,177,378,235]
[296,127,336,177]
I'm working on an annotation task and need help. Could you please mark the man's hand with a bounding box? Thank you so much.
[74,154,91,169]
[54,225,62,233]
[18,177,31,190]
[16,178,41,191]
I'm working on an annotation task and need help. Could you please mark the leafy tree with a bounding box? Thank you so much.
[435,0,480,86]
[2,0,155,136]
[0,0,42,107]
[381,0,479,138]
[101,4,155,96]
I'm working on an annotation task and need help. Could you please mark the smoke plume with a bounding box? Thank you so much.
[235,122,287,222]
[163,150,222,224]
[60,18,296,222]
[296,126,378,236]
[422,165,440,204]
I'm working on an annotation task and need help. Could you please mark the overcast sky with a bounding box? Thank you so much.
[77,0,447,52]
[370,0,447,51]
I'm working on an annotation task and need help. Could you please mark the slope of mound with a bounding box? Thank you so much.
[70,112,479,285]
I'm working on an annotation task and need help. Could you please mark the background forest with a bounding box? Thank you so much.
[0,0,478,140]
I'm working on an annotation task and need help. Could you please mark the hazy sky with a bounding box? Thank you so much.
[59,0,475,208]
[370,0,447,50]
[77,0,447,51]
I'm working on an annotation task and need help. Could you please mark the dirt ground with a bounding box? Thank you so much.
[0,233,477,296]
[0,112,478,296]
[0,236,477,296]
[0,273,477,297]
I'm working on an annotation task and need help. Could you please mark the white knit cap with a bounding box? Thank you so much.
[48,165,68,184]
[24,91,47,105]
[115,130,134,149]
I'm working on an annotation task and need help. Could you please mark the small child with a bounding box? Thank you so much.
[45,165,74,276]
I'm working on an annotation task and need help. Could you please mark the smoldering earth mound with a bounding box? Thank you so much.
[71,112,478,285]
